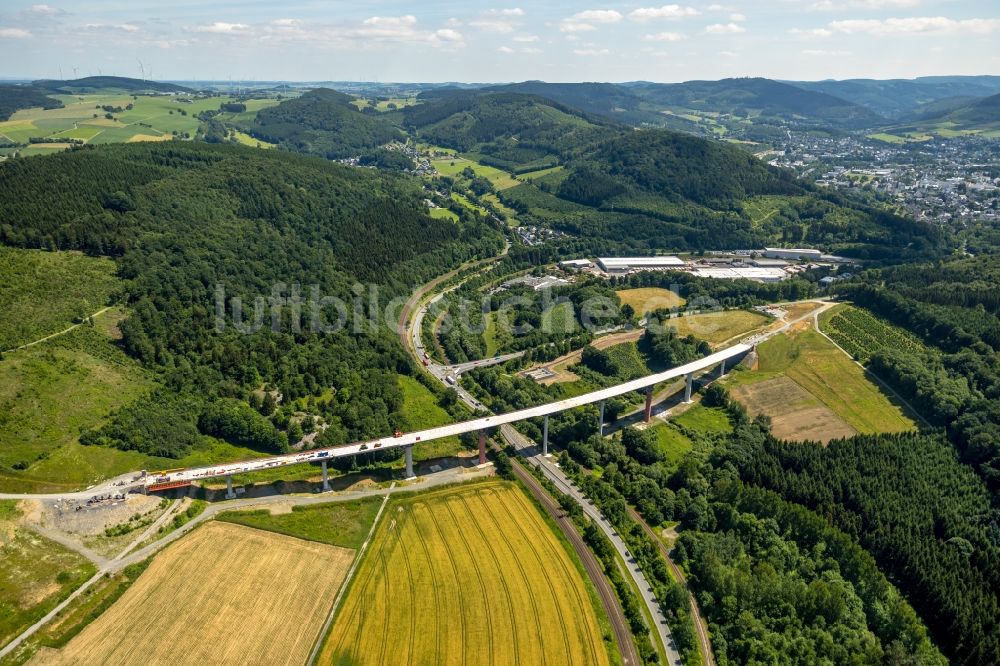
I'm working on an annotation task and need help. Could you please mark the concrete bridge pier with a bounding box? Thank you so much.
[225,474,236,500]
[542,414,550,457]
[643,386,654,423]
[321,460,331,491]
[598,400,606,437]
[404,445,415,479]
[684,372,694,403]
[478,430,487,465]
[719,359,727,378]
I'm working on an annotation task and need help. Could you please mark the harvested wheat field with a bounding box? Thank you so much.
[32,521,354,666]
[319,481,611,666]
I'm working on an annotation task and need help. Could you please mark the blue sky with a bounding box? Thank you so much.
[1,1,997,82]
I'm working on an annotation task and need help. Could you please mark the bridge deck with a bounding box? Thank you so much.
[151,344,750,486]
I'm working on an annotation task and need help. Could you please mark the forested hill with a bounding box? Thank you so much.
[0,84,63,121]
[627,78,882,129]
[0,142,502,458]
[32,75,191,93]
[790,75,1000,119]
[404,90,617,172]
[406,89,943,259]
[480,81,660,126]
[249,87,403,158]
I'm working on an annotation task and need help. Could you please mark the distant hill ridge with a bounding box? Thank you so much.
[32,75,192,93]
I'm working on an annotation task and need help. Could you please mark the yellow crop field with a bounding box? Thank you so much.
[616,287,686,315]
[34,521,354,666]
[319,482,611,666]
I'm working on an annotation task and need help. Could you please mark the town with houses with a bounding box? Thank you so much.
[765,134,1000,229]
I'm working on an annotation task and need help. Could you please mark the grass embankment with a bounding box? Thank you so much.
[0,560,150,666]
[0,501,96,649]
[318,481,611,666]
[218,497,382,549]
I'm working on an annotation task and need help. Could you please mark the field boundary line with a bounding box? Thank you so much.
[306,482,395,666]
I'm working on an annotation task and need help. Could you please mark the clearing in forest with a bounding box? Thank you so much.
[727,325,915,439]
[318,481,611,666]
[32,521,354,666]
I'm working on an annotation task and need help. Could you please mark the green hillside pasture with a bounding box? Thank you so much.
[735,326,916,436]
[397,375,463,461]
[517,165,565,181]
[0,247,119,350]
[0,93,279,147]
[431,156,520,190]
[0,311,269,492]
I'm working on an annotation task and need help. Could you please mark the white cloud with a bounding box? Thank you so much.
[272,18,300,27]
[560,9,622,32]
[705,22,745,34]
[497,45,514,53]
[574,47,611,55]
[0,27,32,38]
[719,50,738,57]
[193,22,251,34]
[802,48,852,55]
[730,13,746,21]
[28,4,62,15]
[470,8,525,33]
[809,0,920,10]
[642,31,686,41]
[522,46,542,54]
[429,27,464,46]
[84,23,139,32]
[628,5,699,22]
[512,34,539,42]
[830,16,1000,35]
[572,10,623,23]
[790,27,833,37]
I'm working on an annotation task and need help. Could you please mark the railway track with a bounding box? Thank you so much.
[628,506,716,666]
[512,458,641,666]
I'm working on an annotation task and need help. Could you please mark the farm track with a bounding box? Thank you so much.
[510,459,640,666]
